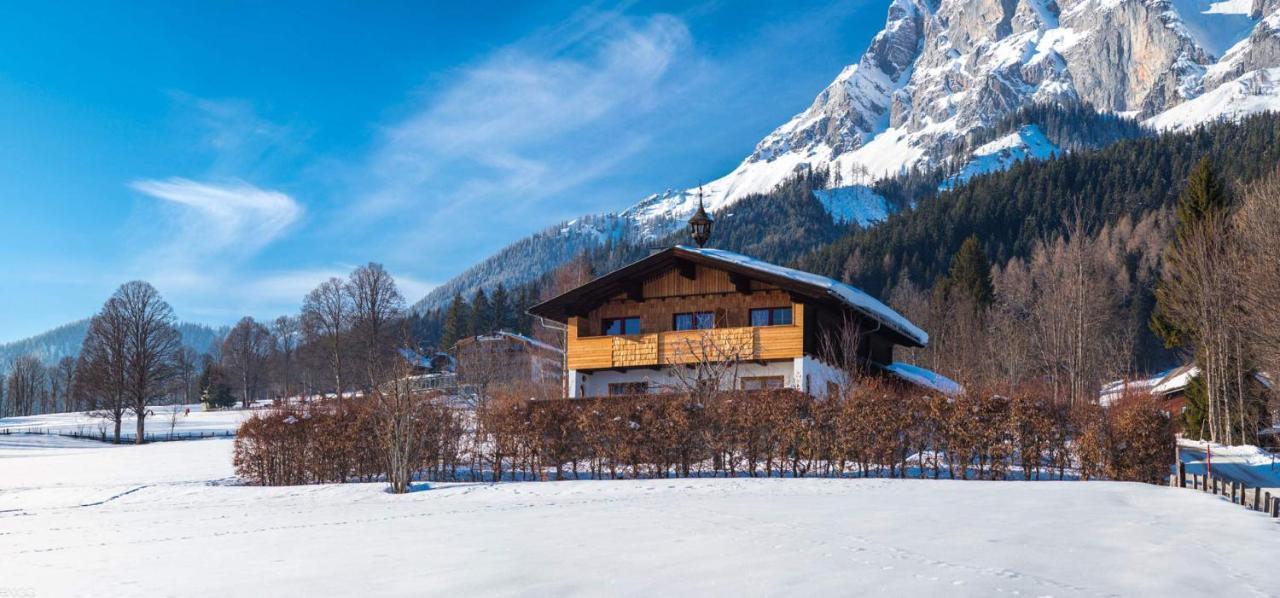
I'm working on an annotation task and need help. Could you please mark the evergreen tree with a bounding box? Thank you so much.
[470,288,492,335]
[1174,157,1230,239]
[1152,157,1232,348]
[440,293,470,350]
[516,286,534,335]
[491,283,512,332]
[1181,374,1208,440]
[945,235,994,310]
[198,361,235,410]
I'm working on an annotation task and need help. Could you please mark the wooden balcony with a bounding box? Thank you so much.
[566,325,804,371]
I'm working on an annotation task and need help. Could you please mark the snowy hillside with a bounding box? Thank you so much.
[943,125,1062,189]
[419,0,1280,310]
[811,185,890,226]
[3,433,1279,596]
[0,320,225,367]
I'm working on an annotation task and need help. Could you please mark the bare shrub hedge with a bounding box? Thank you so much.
[234,398,463,486]
[235,380,1174,485]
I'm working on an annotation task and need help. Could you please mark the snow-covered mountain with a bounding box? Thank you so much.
[417,0,1280,311]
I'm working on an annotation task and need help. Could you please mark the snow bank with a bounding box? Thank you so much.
[1179,438,1279,467]
[2,435,1278,596]
[1177,438,1280,489]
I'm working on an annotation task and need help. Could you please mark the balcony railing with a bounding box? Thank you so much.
[567,325,803,370]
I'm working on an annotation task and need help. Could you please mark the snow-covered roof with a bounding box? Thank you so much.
[494,331,563,355]
[1100,364,1275,406]
[528,245,928,348]
[1099,365,1198,406]
[883,362,962,396]
[679,246,928,346]
[462,331,564,355]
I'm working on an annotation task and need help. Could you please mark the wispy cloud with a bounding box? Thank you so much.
[354,11,695,237]
[170,93,309,179]
[130,177,303,262]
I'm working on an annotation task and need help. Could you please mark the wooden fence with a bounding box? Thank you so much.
[1169,462,1280,518]
[0,427,234,444]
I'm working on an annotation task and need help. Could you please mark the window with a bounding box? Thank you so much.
[740,376,786,391]
[673,311,715,331]
[749,307,793,327]
[602,317,641,336]
[608,382,649,396]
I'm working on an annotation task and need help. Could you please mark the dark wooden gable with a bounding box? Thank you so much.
[528,246,924,348]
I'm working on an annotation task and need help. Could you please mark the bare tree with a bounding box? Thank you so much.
[1236,170,1280,381]
[372,354,431,494]
[346,263,406,388]
[1156,208,1243,442]
[114,281,182,444]
[665,329,749,399]
[78,301,130,442]
[52,356,77,412]
[222,317,274,409]
[887,278,931,366]
[817,316,868,393]
[5,355,47,417]
[302,278,352,403]
[173,347,199,405]
[272,315,300,401]
[989,217,1131,405]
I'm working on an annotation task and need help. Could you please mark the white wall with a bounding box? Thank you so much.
[793,355,847,399]
[570,355,846,398]
[574,361,793,397]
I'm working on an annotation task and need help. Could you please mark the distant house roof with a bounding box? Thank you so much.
[1100,364,1197,406]
[882,362,962,395]
[454,330,564,356]
[528,245,927,348]
[400,348,456,371]
[1100,364,1275,406]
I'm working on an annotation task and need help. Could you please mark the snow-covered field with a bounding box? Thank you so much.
[1,435,1277,597]
[0,403,255,439]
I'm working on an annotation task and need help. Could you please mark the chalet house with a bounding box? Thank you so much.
[1101,364,1198,416]
[1101,365,1275,432]
[453,331,564,386]
[527,245,931,399]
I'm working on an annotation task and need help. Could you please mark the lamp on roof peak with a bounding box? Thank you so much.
[688,186,714,248]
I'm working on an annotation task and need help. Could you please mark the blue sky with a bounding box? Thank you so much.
[0,0,886,342]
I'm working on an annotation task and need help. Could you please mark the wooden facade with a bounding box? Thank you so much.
[528,246,928,398]
[564,264,808,370]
